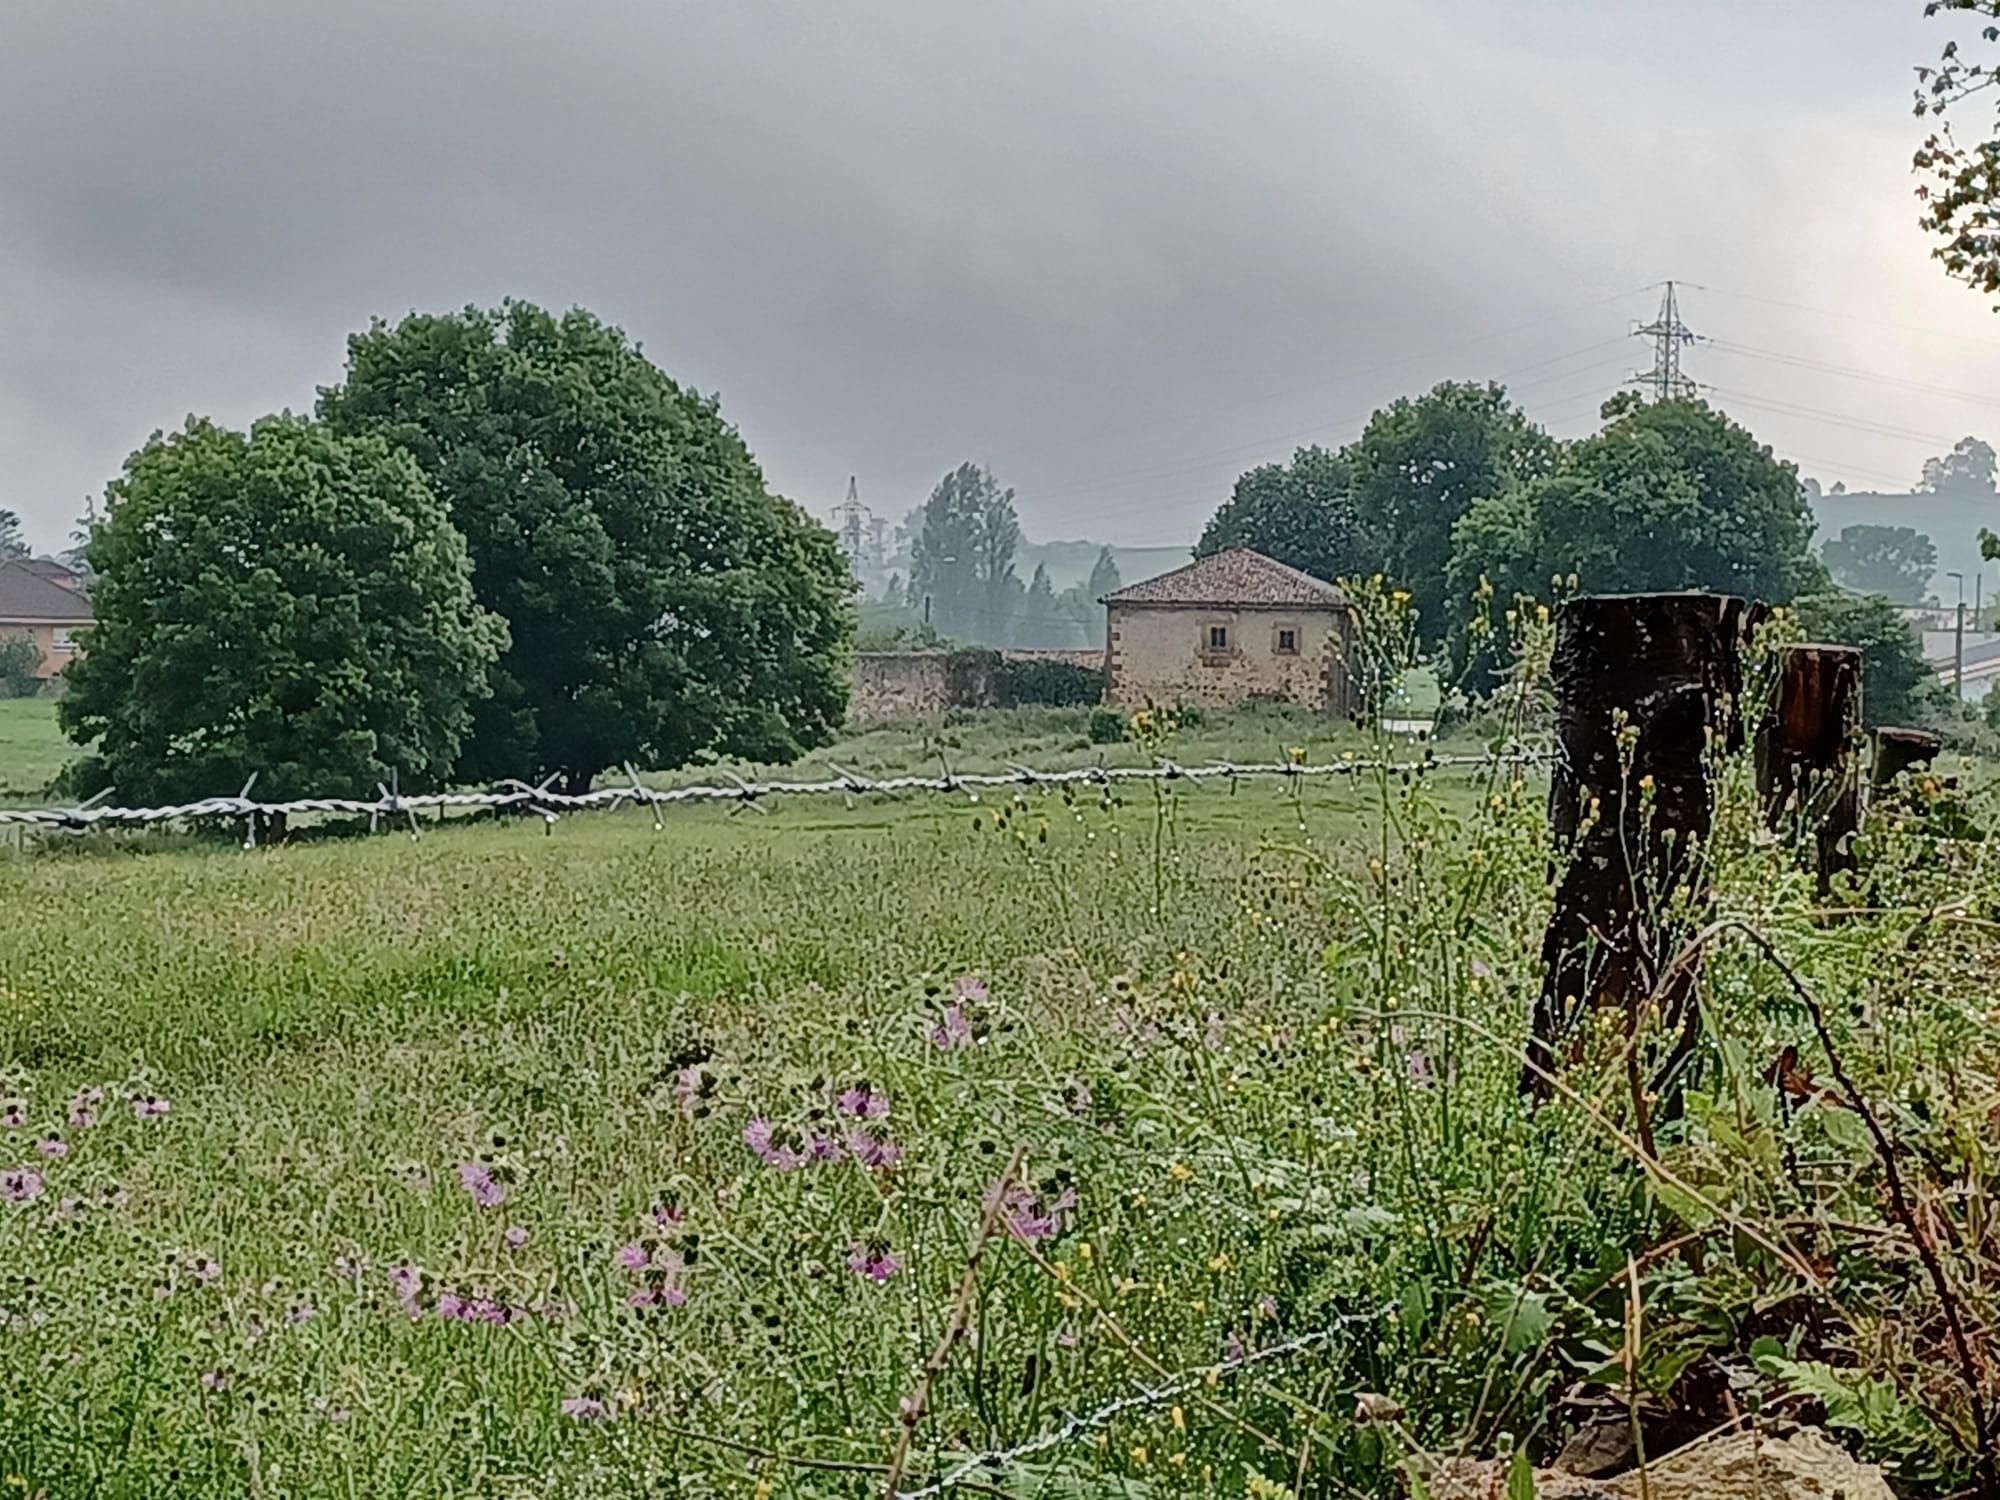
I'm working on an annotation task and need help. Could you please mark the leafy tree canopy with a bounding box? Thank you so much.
[320,302,853,790]
[1085,545,1122,603]
[0,510,28,561]
[1196,445,1369,585]
[1446,397,1823,689]
[1916,3,2000,298]
[1347,382,1556,645]
[908,463,1022,645]
[1821,524,1939,603]
[0,635,40,698]
[1918,435,1997,496]
[60,415,503,804]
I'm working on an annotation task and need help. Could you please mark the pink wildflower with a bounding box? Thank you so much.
[36,1137,66,1160]
[616,1242,650,1272]
[932,1003,974,1051]
[846,1129,904,1169]
[458,1162,506,1209]
[562,1396,609,1422]
[2,1168,44,1204]
[743,1118,806,1171]
[837,1084,890,1120]
[954,976,989,1003]
[503,1226,530,1250]
[390,1263,423,1317]
[651,1200,684,1228]
[808,1132,845,1164]
[132,1095,171,1119]
[68,1087,103,1129]
[984,1180,1074,1243]
[847,1241,903,1282]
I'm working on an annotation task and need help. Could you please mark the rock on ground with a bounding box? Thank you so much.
[1421,1426,1894,1500]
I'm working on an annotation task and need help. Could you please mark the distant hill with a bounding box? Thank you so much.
[1016,541,1191,592]
[1809,491,1999,601]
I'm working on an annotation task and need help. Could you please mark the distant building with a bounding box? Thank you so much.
[0,561,93,682]
[1101,548,1354,714]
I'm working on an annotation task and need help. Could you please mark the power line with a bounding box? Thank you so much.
[1701,385,1956,447]
[1680,281,2000,353]
[1704,337,2000,414]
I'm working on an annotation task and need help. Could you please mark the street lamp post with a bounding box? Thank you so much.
[1948,570,1966,696]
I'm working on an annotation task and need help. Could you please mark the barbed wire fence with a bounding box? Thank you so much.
[892,1301,1397,1499]
[0,749,1551,846]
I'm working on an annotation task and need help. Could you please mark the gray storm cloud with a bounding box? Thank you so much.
[0,0,1987,553]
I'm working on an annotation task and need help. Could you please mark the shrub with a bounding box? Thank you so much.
[0,634,40,698]
[992,656,1104,708]
[1087,707,1127,744]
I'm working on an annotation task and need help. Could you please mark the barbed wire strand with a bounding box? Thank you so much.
[0,752,1549,834]
[894,1302,1396,1500]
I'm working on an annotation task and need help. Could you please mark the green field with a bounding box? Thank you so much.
[0,698,70,800]
[1,705,1996,1496]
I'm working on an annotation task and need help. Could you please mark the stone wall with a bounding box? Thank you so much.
[1105,604,1352,713]
[848,652,1005,726]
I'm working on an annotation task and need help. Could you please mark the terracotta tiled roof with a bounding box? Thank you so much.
[1101,548,1346,608]
[0,562,93,623]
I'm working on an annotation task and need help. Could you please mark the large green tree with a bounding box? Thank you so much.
[0,509,27,561]
[1447,397,1823,688]
[1197,445,1369,583]
[908,463,1023,644]
[1347,382,1556,644]
[60,416,503,803]
[1821,523,1938,602]
[320,302,853,790]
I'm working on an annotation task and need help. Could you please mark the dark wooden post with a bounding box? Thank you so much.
[1754,644,1863,896]
[1526,593,1752,1098]
[1871,727,1942,789]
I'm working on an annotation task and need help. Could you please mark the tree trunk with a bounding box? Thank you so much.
[1527,593,1754,1099]
[1755,644,1863,897]
[1871,727,1942,789]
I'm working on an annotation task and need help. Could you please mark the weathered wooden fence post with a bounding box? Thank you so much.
[1754,644,1863,896]
[1871,727,1942,789]
[1526,593,1752,1099]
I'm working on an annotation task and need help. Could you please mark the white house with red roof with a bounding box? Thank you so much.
[1100,548,1353,714]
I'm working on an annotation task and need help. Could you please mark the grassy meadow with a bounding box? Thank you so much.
[2,699,1999,1496]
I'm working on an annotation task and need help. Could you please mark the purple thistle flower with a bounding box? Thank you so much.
[847,1242,903,1282]
[503,1226,530,1250]
[984,1181,1074,1243]
[458,1162,506,1209]
[651,1200,684,1228]
[743,1118,806,1171]
[36,1137,67,1160]
[561,1396,609,1422]
[837,1084,890,1120]
[389,1263,423,1315]
[0,1104,24,1130]
[954,976,989,1003]
[932,1003,974,1052]
[808,1131,845,1164]
[132,1095,171,1120]
[846,1130,904,1170]
[436,1291,465,1321]
[616,1242,650,1272]
[68,1087,103,1129]
[2,1168,45,1204]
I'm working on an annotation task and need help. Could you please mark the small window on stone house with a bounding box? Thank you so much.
[1206,624,1229,652]
[1275,626,1299,655]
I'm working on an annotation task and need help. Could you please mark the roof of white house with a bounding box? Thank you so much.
[1101,548,1346,609]
[0,561,94,624]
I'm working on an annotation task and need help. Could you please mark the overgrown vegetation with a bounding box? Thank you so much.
[3,656,1994,1495]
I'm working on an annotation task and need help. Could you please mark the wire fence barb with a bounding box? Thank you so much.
[894,1302,1396,1499]
[0,750,1549,835]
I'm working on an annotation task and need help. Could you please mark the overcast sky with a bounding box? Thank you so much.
[4,0,1998,556]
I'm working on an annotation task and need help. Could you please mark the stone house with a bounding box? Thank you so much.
[1101,548,1353,714]
[0,560,92,683]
